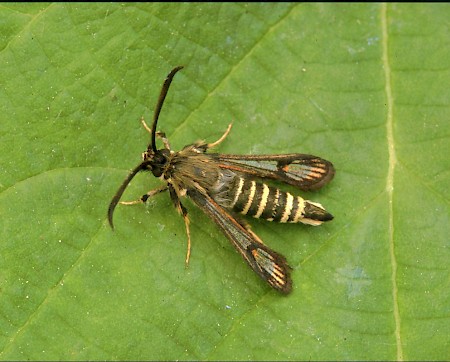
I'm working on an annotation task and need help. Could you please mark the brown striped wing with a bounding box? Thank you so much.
[214,154,335,191]
[187,188,292,294]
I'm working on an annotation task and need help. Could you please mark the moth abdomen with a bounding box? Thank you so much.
[229,177,332,226]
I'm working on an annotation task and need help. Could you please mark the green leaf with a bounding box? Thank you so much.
[1,3,449,360]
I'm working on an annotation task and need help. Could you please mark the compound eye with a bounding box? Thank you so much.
[151,166,164,177]
[154,153,165,164]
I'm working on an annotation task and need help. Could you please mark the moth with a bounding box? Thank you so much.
[108,66,335,294]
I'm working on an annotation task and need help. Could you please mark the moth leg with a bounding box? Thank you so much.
[155,131,171,150]
[141,115,171,150]
[140,117,152,134]
[141,114,172,150]
[207,123,232,149]
[168,185,192,267]
[182,213,191,267]
[120,184,168,205]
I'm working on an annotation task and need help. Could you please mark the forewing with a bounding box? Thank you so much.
[215,154,335,191]
[188,188,292,294]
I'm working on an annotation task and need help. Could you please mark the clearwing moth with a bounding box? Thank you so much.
[108,66,334,294]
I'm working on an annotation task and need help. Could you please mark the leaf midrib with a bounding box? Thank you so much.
[381,4,403,361]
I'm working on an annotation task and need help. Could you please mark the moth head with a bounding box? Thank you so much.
[142,148,170,177]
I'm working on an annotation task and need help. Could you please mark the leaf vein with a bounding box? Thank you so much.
[381,4,403,361]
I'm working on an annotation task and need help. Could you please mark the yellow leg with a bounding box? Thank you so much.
[119,185,168,205]
[155,131,171,150]
[141,117,152,134]
[141,117,171,150]
[207,123,232,149]
[182,213,192,267]
[167,184,193,266]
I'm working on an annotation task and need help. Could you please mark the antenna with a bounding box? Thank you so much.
[150,66,184,152]
[107,66,184,228]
